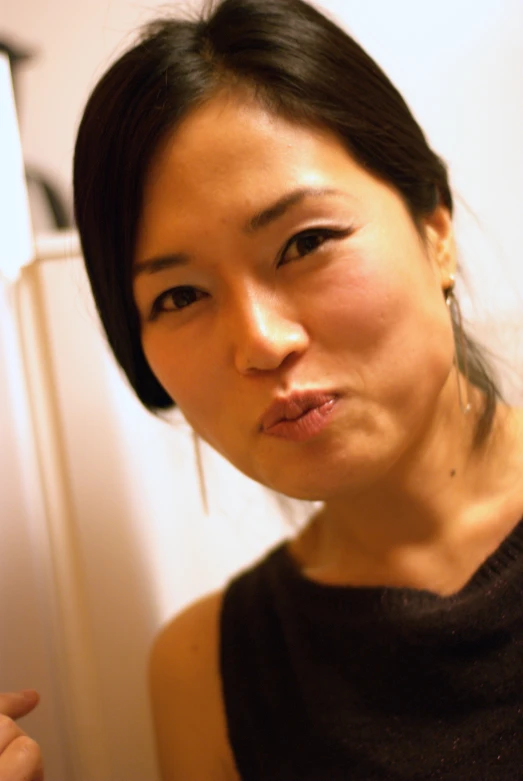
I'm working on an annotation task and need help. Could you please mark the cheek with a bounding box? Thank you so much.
[142,336,203,411]
[306,252,399,352]
[143,333,236,451]
[307,249,453,387]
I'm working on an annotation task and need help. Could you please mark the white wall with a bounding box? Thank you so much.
[2,0,199,214]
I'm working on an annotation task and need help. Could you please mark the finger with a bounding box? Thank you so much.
[0,713,21,755]
[0,734,44,781]
[0,692,40,721]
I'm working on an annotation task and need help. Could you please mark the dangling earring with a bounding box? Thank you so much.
[445,275,471,415]
[192,429,209,514]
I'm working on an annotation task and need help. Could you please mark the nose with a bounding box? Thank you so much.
[230,289,309,374]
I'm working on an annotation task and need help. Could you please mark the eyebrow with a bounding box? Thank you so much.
[133,186,344,277]
[245,186,344,232]
[133,251,189,278]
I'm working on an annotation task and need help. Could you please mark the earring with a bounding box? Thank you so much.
[192,429,209,514]
[445,275,471,415]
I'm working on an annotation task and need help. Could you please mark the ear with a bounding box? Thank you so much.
[422,205,457,291]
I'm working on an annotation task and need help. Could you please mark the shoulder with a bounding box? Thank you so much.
[149,588,240,781]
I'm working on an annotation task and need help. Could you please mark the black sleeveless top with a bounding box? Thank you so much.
[219,520,523,780]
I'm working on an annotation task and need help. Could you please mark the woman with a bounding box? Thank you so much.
[74,0,523,778]
[0,691,42,780]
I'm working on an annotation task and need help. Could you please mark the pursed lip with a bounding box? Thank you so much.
[260,390,339,432]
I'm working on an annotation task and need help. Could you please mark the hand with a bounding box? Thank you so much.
[0,691,43,780]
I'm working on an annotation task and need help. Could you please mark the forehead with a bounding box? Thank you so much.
[135,94,398,261]
[141,95,367,206]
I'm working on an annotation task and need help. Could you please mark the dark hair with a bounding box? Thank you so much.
[73,0,500,446]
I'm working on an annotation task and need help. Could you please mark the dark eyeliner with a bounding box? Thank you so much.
[149,292,169,321]
[149,286,197,321]
[278,226,353,265]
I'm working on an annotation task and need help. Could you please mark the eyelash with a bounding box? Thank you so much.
[278,226,352,266]
[150,286,205,319]
[149,226,352,319]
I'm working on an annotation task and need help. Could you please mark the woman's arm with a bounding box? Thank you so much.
[149,589,240,781]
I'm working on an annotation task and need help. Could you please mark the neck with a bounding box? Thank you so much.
[300,394,523,590]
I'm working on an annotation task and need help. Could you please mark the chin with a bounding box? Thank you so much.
[258,461,379,504]
[258,433,408,502]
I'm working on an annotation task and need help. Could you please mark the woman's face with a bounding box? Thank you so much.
[133,95,457,501]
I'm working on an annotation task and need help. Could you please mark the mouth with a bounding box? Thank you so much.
[260,391,339,442]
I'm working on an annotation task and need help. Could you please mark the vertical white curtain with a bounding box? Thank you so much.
[0,55,32,281]
[0,53,114,781]
[0,54,76,780]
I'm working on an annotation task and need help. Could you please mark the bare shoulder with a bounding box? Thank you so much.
[149,588,240,781]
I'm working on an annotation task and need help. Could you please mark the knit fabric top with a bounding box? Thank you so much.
[219,519,523,780]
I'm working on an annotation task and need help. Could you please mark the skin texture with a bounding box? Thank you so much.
[134,94,523,593]
[134,96,457,494]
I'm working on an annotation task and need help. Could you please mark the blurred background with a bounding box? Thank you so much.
[1,1,522,779]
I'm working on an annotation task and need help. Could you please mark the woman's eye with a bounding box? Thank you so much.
[150,286,205,319]
[279,227,352,266]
